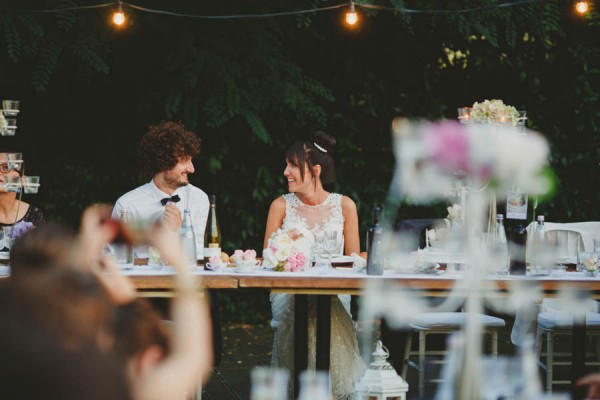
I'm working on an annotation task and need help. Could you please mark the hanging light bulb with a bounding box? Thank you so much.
[345,3,358,26]
[575,0,589,14]
[112,2,126,27]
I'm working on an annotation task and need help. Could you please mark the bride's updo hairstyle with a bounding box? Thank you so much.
[285,130,336,184]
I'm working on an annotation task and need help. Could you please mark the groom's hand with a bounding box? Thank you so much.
[163,203,183,231]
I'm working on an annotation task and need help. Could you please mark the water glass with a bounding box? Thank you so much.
[578,251,595,272]
[113,243,133,265]
[250,367,289,400]
[2,100,19,116]
[594,238,600,254]
[516,110,527,127]
[22,176,40,194]
[7,153,22,170]
[3,176,21,192]
[297,370,330,400]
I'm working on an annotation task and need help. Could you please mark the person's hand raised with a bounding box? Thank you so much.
[163,203,182,231]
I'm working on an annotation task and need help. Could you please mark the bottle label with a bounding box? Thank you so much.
[204,246,221,258]
[506,191,528,220]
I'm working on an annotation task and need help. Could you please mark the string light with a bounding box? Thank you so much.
[575,0,590,14]
[112,2,126,27]
[345,3,358,26]
[0,0,555,19]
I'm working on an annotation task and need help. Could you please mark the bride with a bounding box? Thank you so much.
[263,131,363,399]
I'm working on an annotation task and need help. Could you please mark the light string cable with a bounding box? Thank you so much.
[0,0,555,18]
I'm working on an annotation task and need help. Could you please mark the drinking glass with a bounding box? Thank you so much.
[250,367,289,400]
[321,230,340,271]
[578,251,595,272]
[4,176,21,193]
[22,176,40,194]
[594,238,600,254]
[7,153,22,170]
[297,370,330,400]
[311,231,325,268]
[2,100,19,116]
[516,110,527,127]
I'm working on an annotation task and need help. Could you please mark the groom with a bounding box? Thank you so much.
[112,120,222,366]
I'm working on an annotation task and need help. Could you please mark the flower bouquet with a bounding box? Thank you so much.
[263,227,313,272]
[583,255,598,277]
[471,99,520,125]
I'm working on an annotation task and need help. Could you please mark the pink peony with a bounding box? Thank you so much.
[425,121,469,172]
[231,249,244,263]
[243,249,257,260]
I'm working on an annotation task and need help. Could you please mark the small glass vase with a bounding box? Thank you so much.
[586,269,597,277]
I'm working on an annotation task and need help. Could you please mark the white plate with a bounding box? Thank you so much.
[0,252,9,260]
[331,255,354,263]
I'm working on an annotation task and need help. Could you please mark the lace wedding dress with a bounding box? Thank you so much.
[270,193,364,399]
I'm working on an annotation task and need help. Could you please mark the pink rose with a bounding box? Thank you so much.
[286,249,307,272]
[231,249,244,263]
[209,255,222,264]
[243,249,257,261]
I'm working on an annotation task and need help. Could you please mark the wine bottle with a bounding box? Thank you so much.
[180,209,197,267]
[367,206,384,276]
[366,206,381,256]
[203,194,221,269]
[509,223,527,276]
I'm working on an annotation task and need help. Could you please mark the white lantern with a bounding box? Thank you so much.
[354,340,409,400]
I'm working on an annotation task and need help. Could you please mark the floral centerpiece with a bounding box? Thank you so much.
[583,256,598,277]
[263,227,313,272]
[471,99,520,125]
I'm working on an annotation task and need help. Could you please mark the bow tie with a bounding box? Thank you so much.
[160,194,181,206]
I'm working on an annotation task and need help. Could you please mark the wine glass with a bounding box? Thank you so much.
[321,230,340,271]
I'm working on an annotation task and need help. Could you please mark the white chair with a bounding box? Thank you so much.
[401,312,506,397]
[535,299,600,392]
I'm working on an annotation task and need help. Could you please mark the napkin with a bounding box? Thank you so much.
[350,252,367,271]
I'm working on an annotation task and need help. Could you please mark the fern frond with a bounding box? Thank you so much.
[2,16,21,62]
[69,41,109,73]
[31,38,63,91]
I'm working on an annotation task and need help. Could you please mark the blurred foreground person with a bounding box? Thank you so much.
[0,270,132,400]
[577,372,600,399]
[1,205,213,399]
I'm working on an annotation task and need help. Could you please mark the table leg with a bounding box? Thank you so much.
[571,314,586,398]
[316,295,332,371]
[294,294,309,398]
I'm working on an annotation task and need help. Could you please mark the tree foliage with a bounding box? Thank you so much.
[0,0,598,252]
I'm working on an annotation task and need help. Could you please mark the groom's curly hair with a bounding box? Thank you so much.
[137,121,201,177]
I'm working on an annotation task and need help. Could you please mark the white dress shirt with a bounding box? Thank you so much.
[112,180,209,259]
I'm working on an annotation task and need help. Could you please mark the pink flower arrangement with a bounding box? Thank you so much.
[230,249,257,263]
[263,227,313,272]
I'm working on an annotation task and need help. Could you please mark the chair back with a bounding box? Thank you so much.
[546,229,584,262]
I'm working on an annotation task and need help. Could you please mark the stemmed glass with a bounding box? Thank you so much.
[321,230,340,271]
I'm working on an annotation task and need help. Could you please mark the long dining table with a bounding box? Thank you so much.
[119,266,600,398]
[3,264,598,397]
